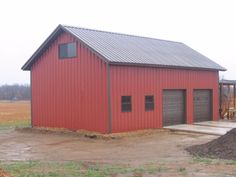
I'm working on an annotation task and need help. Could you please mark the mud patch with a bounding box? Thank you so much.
[0,168,12,177]
[186,128,236,160]
[16,127,169,140]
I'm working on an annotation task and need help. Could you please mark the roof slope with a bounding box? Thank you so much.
[22,24,226,71]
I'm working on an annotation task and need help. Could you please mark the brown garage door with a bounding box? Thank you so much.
[194,90,212,122]
[163,90,186,126]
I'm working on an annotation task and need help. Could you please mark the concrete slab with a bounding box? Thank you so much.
[194,121,236,128]
[194,120,236,128]
[164,124,232,136]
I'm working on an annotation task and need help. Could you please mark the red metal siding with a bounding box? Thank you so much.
[110,65,219,133]
[30,31,219,134]
[31,32,108,133]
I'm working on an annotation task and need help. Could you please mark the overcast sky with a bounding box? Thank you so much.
[0,0,235,85]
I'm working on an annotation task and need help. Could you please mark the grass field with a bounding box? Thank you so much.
[1,158,236,177]
[0,100,31,129]
[0,160,170,177]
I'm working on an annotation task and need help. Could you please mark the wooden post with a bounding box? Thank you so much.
[234,84,236,108]
[219,83,223,118]
[227,85,230,119]
[234,84,236,117]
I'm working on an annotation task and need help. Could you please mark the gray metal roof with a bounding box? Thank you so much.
[22,24,226,71]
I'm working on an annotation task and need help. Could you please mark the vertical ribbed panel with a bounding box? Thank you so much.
[30,31,219,133]
[110,65,219,133]
[31,32,108,133]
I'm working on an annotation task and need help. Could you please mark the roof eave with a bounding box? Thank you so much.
[109,62,226,71]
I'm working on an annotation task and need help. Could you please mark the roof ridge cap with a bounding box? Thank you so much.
[62,24,183,44]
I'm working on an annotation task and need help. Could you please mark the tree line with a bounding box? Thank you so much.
[0,84,30,100]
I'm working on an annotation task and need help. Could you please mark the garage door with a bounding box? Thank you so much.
[163,90,186,126]
[194,90,212,122]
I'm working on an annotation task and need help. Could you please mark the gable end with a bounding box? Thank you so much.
[22,25,109,71]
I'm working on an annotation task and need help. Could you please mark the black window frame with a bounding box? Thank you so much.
[145,95,154,111]
[59,42,77,59]
[121,96,132,112]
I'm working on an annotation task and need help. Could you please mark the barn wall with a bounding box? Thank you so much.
[110,65,219,133]
[31,32,109,133]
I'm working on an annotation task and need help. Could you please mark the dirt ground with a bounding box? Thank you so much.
[0,128,236,176]
[186,128,236,160]
[0,101,236,176]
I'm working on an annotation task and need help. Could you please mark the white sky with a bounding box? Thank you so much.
[0,0,235,85]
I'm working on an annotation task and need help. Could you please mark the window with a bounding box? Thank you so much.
[121,96,132,112]
[59,42,77,58]
[145,95,154,111]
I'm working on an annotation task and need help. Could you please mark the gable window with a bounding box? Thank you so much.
[121,96,132,112]
[145,95,154,111]
[59,42,77,58]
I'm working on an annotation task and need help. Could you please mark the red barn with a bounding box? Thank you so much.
[22,25,225,133]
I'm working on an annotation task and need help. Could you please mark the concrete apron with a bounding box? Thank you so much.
[164,121,236,136]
